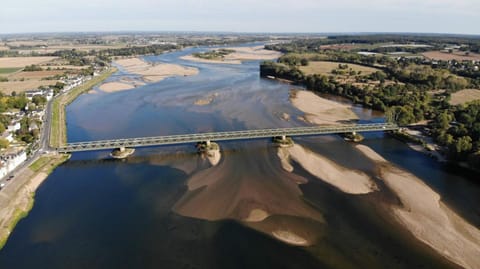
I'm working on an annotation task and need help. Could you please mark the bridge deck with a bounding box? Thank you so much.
[57,123,398,153]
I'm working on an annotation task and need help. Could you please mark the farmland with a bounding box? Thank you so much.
[300,61,381,76]
[422,51,480,61]
[0,56,91,94]
[0,57,57,68]
[0,68,21,75]
[450,89,480,105]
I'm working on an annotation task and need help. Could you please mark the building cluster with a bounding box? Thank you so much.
[0,73,92,181]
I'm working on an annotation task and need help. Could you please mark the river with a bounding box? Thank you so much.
[0,44,479,269]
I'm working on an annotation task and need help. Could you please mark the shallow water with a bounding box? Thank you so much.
[0,44,478,269]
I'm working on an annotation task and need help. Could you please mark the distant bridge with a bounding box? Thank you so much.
[57,123,399,153]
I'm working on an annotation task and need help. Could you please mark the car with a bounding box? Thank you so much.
[0,183,5,190]
[6,175,14,181]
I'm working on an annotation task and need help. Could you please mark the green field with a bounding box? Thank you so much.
[300,61,381,76]
[0,68,21,75]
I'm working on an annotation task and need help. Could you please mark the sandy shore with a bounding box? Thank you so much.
[278,144,377,194]
[290,90,358,125]
[98,82,135,92]
[356,145,480,269]
[181,45,282,64]
[115,57,199,82]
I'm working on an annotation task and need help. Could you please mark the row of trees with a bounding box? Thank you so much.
[260,54,479,164]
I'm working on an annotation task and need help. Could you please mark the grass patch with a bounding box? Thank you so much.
[300,61,381,76]
[29,157,51,172]
[50,68,117,148]
[192,49,234,60]
[0,67,21,75]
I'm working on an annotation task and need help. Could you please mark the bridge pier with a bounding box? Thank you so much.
[196,141,221,166]
[110,147,135,159]
[342,131,364,142]
[273,135,294,148]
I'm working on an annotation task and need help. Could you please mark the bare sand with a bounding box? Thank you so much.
[115,57,199,82]
[173,149,324,225]
[290,90,358,125]
[356,145,480,269]
[181,45,282,64]
[244,209,269,222]
[205,148,221,166]
[278,144,377,194]
[272,230,309,246]
[98,82,135,92]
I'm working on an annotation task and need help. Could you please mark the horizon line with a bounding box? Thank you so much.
[1,30,480,38]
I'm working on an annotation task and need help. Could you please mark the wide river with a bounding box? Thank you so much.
[0,44,479,269]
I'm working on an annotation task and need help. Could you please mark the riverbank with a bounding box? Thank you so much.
[50,68,117,148]
[0,154,70,250]
[356,145,480,269]
[181,45,282,64]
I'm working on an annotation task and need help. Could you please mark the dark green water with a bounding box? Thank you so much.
[0,45,478,269]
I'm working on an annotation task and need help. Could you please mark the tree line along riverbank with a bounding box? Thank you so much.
[260,39,480,173]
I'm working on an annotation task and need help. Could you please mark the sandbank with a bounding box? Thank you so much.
[181,45,282,64]
[244,209,269,222]
[278,144,377,194]
[180,55,241,65]
[115,57,198,82]
[272,230,309,246]
[356,145,480,269]
[98,82,135,92]
[173,150,324,223]
[290,90,358,125]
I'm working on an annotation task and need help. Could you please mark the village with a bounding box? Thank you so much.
[0,73,93,189]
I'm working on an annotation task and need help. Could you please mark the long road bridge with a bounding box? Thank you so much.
[57,123,399,153]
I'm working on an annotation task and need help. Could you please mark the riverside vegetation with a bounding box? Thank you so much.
[261,35,480,170]
[50,68,117,148]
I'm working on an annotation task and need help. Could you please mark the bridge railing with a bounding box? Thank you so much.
[57,123,398,152]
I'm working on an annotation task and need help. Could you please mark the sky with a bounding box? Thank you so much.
[1,0,479,34]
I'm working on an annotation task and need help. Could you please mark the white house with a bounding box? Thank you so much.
[0,149,27,179]
[7,122,21,132]
[1,131,14,143]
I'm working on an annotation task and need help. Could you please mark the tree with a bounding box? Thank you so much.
[0,138,9,149]
[32,95,47,106]
[449,136,473,159]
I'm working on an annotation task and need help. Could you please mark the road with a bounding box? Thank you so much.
[0,98,53,189]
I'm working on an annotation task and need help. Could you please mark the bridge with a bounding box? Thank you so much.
[57,123,398,153]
